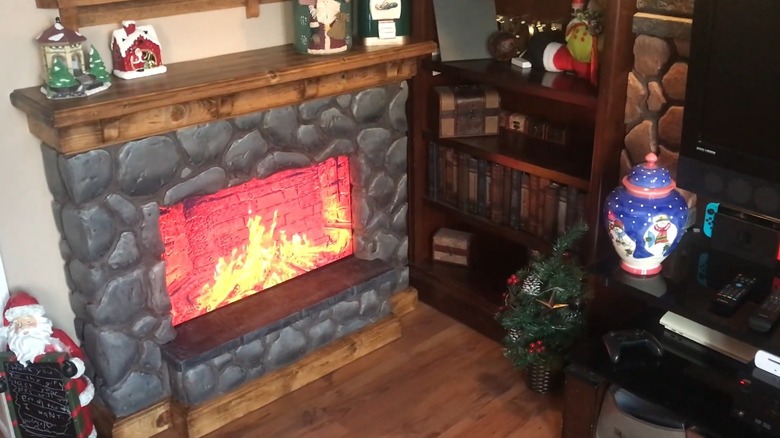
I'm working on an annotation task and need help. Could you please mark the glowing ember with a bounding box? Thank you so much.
[197,198,351,313]
[160,157,353,326]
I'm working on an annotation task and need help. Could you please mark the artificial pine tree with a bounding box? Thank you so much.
[88,46,111,83]
[497,222,591,370]
[47,57,78,89]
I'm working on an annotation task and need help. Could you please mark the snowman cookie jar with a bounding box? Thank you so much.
[604,153,688,276]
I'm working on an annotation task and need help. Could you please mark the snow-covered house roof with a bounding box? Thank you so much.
[36,18,86,46]
[111,20,163,57]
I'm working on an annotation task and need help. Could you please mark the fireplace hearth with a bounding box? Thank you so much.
[39,81,411,417]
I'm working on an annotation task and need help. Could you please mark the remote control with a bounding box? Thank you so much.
[749,279,780,333]
[710,273,757,317]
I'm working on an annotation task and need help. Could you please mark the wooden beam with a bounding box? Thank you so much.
[244,0,259,18]
[35,0,283,29]
[171,315,403,438]
[93,400,174,438]
[10,42,438,155]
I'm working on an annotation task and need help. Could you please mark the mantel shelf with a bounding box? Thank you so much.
[10,41,437,155]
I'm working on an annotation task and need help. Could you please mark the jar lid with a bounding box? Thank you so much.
[622,153,676,197]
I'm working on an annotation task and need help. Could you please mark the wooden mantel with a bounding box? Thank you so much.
[10,41,437,156]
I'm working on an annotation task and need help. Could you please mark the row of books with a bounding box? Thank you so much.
[427,142,587,242]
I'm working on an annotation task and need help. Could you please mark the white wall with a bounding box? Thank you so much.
[0,2,293,341]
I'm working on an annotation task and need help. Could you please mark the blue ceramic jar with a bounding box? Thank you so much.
[603,153,688,276]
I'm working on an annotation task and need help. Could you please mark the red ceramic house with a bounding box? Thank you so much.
[110,20,167,80]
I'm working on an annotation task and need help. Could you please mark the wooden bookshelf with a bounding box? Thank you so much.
[408,0,637,340]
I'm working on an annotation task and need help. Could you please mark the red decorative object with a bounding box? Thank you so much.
[110,20,167,80]
[507,274,519,286]
[1,291,96,438]
[528,340,546,354]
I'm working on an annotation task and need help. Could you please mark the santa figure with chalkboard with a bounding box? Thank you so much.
[0,291,96,438]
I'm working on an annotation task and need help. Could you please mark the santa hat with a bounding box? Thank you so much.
[3,291,46,327]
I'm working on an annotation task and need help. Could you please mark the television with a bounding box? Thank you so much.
[678,0,780,220]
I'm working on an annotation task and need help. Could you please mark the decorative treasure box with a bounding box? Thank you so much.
[432,227,473,266]
[434,84,501,138]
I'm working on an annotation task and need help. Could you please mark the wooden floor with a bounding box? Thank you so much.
[202,302,563,437]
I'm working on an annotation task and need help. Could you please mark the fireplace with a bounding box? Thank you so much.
[39,82,411,418]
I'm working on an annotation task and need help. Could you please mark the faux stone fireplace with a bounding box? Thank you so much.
[10,42,437,434]
[39,81,410,417]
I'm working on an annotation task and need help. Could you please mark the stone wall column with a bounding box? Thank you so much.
[625,0,695,211]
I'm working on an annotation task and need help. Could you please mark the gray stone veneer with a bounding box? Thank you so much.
[40,82,410,417]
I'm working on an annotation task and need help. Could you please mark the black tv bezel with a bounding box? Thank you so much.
[679,0,780,186]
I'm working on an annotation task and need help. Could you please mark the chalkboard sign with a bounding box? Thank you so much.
[0,352,84,438]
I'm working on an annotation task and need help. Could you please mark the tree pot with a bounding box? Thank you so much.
[525,361,564,394]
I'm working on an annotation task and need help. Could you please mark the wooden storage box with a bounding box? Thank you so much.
[432,228,473,266]
[434,85,500,138]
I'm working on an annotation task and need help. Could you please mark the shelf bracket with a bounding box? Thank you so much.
[245,0,259,18]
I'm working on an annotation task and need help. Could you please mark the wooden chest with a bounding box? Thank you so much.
[432,227,473,266]
[434,85,501,138]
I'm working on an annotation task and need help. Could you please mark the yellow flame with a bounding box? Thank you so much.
[195,196,352,313]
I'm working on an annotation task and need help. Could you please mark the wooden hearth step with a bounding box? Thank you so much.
[95,288,418,438]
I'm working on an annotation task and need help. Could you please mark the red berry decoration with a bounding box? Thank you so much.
[527,340,546,354]
[507,274,519,286]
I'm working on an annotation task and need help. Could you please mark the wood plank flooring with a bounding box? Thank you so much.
[198,302,562,437]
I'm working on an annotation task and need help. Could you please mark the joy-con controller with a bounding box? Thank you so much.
[702,202,720,237]
[697,253,709,287]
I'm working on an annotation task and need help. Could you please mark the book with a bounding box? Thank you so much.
[457,152,469,212]
[499,110,570,145]
[520,173,530,231]
[502,165,514,225]
[566,186,579,228]
[477,159,488,217]
[445,147,458,205]
[528,174,540,235]
[557,186,569,237]
[537,177,550,236]
[543,182,560,240]
[437,143,447,202]
[490,163,505,223]
[468,157,478,214]
[510,170,522,229]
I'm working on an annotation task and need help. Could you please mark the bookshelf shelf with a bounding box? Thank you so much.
[409,259,510,341]
[425,59,599,109]
[424,198,554,253]
[427,132,592,191]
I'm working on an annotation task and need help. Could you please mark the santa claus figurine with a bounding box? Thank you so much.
[1,291,96,438]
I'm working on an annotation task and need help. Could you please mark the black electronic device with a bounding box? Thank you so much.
[710,205,780,268]
[749,278,780,333]
[602,329,663,364]
[710,272,758,317]
[734,366,780,437]
[678,0,780,221]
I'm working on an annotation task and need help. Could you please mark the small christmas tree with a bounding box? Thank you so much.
[497,222,591,370]
[47,57,78,89]
[88,45,111,83]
